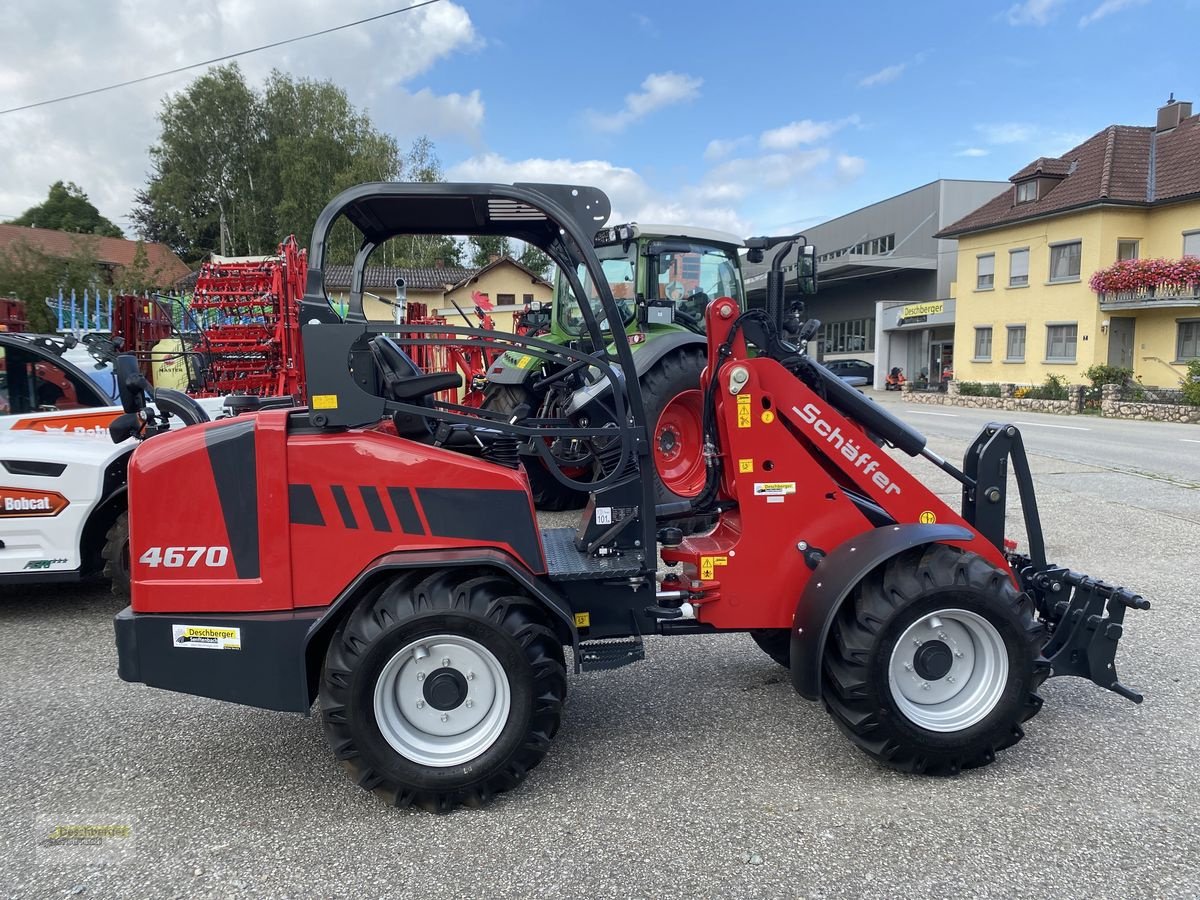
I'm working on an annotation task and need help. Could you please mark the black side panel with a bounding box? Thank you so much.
[204,420,260,579]
[387,487,424,534]
[790,523,973,700]
[115,606,318,713]
[358,486,391,532]
[331,485,357,529]
[288,484,324,527]
[417,487,543,571]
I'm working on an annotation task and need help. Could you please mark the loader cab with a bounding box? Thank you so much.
[0,333,114,416]
[553,224,745,341]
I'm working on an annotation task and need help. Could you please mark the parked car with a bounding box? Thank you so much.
[824,358,874,384]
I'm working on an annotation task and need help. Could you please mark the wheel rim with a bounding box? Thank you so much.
[887,609,1009,732]
[654,389,706,497]
[373,634,511,767]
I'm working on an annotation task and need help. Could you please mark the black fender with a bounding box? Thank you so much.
[301,547,577,707]
[790,523,974,700]
[80,450,134,572]
[566,332,706,414]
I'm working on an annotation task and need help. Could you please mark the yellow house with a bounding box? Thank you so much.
[324,257,552,331]
[938,98,1200,387]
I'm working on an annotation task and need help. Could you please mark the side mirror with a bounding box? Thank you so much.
[109,412,141,444]
[115,354,150,414]
[796,245,818,295]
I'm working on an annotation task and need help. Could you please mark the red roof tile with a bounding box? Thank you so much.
[937,115,1200,237]
[0,224,190,284]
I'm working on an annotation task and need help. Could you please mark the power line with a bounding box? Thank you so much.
[0,0,444,116]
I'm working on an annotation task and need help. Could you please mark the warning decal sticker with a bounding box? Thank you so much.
[736,394,752,428]
[699,555,729,580]
[171,625,242,650]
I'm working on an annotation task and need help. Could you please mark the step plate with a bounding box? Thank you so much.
[577,638,645,671]
[541,527,642,582]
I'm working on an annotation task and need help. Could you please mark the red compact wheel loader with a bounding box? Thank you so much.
[113,182,1147,812]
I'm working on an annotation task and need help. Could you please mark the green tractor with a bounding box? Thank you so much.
[482,223,814,515]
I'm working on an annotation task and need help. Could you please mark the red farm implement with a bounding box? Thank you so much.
[189,237,307,398]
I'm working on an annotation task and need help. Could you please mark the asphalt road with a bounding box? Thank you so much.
[2,410,1198,898]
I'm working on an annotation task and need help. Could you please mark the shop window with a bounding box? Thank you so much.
[819,317,876,353]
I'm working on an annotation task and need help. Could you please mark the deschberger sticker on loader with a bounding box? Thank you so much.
[171,625,241,650]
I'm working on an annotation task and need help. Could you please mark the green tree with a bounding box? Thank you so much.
[383,137,463,268]
[132,66,403,264]
[10,181,124,238]
[0,237,103,332]
[518,242,553,279]
[467,235,513,269]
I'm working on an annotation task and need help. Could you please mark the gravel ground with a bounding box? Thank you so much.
[1,433,1197,899]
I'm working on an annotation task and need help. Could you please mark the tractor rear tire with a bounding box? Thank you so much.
[101,511,130,599]
[641,348,713,535]
[749,629,791,668]
[319,569,567,812]
[481,383,587,511]
[821,544,1045,775]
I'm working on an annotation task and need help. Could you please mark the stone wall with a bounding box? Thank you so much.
[1100,384,1200,423]
[901,381,1084,414]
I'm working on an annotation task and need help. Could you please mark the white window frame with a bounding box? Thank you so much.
[1009,248,1030,287]
[976,253,995,291]
[1177,319,1200,361]
[1184,231,1200,258]
[1117,239,1140,261]
[1006,325,1026,361]
[974,326,993,361]
[1048,240,1082,283]
[1016,181,1037,203]
[1045,322,1078,362]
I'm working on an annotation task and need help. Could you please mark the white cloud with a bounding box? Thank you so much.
[836,155,867,181]
[0,1,480,228]
[1005,0,1066,25]
[974,122,1090,155]
[956,147,990,157]
[703,136,751,161]
[859,63,906,88]
[759,115,859,151]
[586,72,703,132]
[1079,0,1150,27]
[976,122,1038,144]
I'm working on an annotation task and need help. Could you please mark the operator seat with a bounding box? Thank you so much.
[368,336,463,439]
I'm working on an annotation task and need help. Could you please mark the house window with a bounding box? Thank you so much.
[1006,325,1026,361]
[1015,181,1037,203]
[1046,323,1078,361]
[497,293,515,304]
[1009,248,1029,287]
[819,318,875,353]
[1049,241,1081,282]
[1117,239,1140,261]
[1178,320,1200,360]
[1184,231,1200,258]
[522,293,534,303]
[976,254,995,290]
[974,327,993,360]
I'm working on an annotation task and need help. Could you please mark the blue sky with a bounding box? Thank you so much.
[2,0,1199,237]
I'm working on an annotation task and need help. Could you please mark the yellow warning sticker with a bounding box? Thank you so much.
[574,612,591,628]
[311,394,338,410]
[919,510,937,524]
[761,410,775,424]
[517,354,539,369]
[738,458,754,474]
[737,394,752,428]
[699,555,729,580]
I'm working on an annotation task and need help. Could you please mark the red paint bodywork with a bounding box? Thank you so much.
[127,410,541,615]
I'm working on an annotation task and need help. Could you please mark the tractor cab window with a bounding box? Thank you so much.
[0,344,107,416]
[556,244,637,336]
[649,245,743,334]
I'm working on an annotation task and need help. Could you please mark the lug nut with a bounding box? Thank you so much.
[955,651,964,658]
[466,671,475,681]
[441,657,451,667]
[416,700,425,709]
[947,676,956,683]
[904,663,913,672]
[440,713,449,723]
[465,699,474,708]
[938,631,947,641]
[921,682,930,691]
[416,672,426,681]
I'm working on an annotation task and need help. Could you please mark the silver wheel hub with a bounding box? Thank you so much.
[373,635,511,767]
[888,609,1008,732]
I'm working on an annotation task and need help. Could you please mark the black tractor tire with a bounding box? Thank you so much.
[101,511,130,599]
[749,629,791,668]
[319,569,567,812]
[481,383,587,511]
[821,544,1045,775]
[640,348,713,535]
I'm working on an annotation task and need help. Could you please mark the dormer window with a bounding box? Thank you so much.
[1015,181,1037,203]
